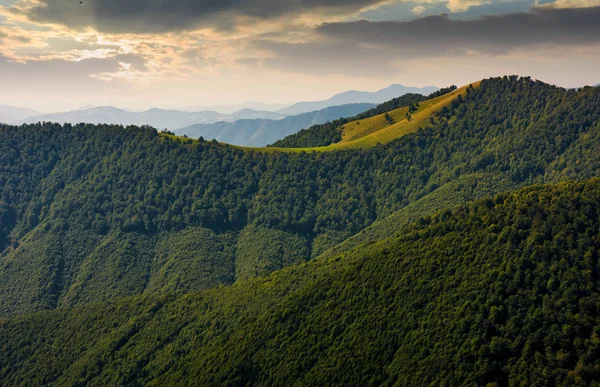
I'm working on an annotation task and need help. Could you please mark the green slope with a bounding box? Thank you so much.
[2,179,600,385]
[235,225,309,281]
[246,84,473,153]
[323,172,518,257]
[334,84,474,148]
[269,91,432,148]
[2,76,600,318]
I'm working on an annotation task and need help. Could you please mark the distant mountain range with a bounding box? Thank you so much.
[0,105,41,123]
[1,83,439,133]
[14,106,287,129]
[180,102,288,114]
[175,103,376,147]
[181,85,439,116]
[277,84,439,116]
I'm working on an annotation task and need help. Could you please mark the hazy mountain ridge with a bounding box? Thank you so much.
[180,101,288,114]
[277,84,438,115]
[0,104,41,123]
[13,106,287,130]
[175,103,376,146]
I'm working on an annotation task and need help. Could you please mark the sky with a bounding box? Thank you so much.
[0,0,599,112]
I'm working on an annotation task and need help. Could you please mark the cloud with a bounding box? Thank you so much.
[0,56,128,98]
[249,5,600,77]
[316,6,600,56]
[412,5,427,14]
[1,0,599,110]
[8,0,392,34]
[446,0,491,12]
[115,54,148,72]
[403,0,493,13]
[251,38,401,77]
[0,56,120,81]
[539,0,600,8]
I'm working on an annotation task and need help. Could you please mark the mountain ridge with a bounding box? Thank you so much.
[14,106,287,130]
[180,101,288,114]
[175,103,376,146]
[0,104,41,123]
[277,84,438,115]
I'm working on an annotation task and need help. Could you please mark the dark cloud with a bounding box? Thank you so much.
[250,5,600,77]
[316,6,600,56]
[18,0,386,33]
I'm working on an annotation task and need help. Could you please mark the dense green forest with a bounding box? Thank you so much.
[2,179,600,385]
[269,86,456,148]
[1,76,600,319]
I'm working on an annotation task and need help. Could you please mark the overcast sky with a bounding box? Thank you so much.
[0,0,599,111]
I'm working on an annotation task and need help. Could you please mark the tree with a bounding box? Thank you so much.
[385,112,395,125]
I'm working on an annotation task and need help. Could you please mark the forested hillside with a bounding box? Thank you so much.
[1,76,600,318]
[2,178,600,385]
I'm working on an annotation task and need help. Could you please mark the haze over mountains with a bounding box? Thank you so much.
[1,84,439,145]
[179,102,288,114]
[277,84,438,115]
[0,105,41,124]
[14,106,288,130]
[175,103,376,146]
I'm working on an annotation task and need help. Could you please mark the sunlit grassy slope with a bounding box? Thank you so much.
[246,82,478,153]
[161,82,478,153]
